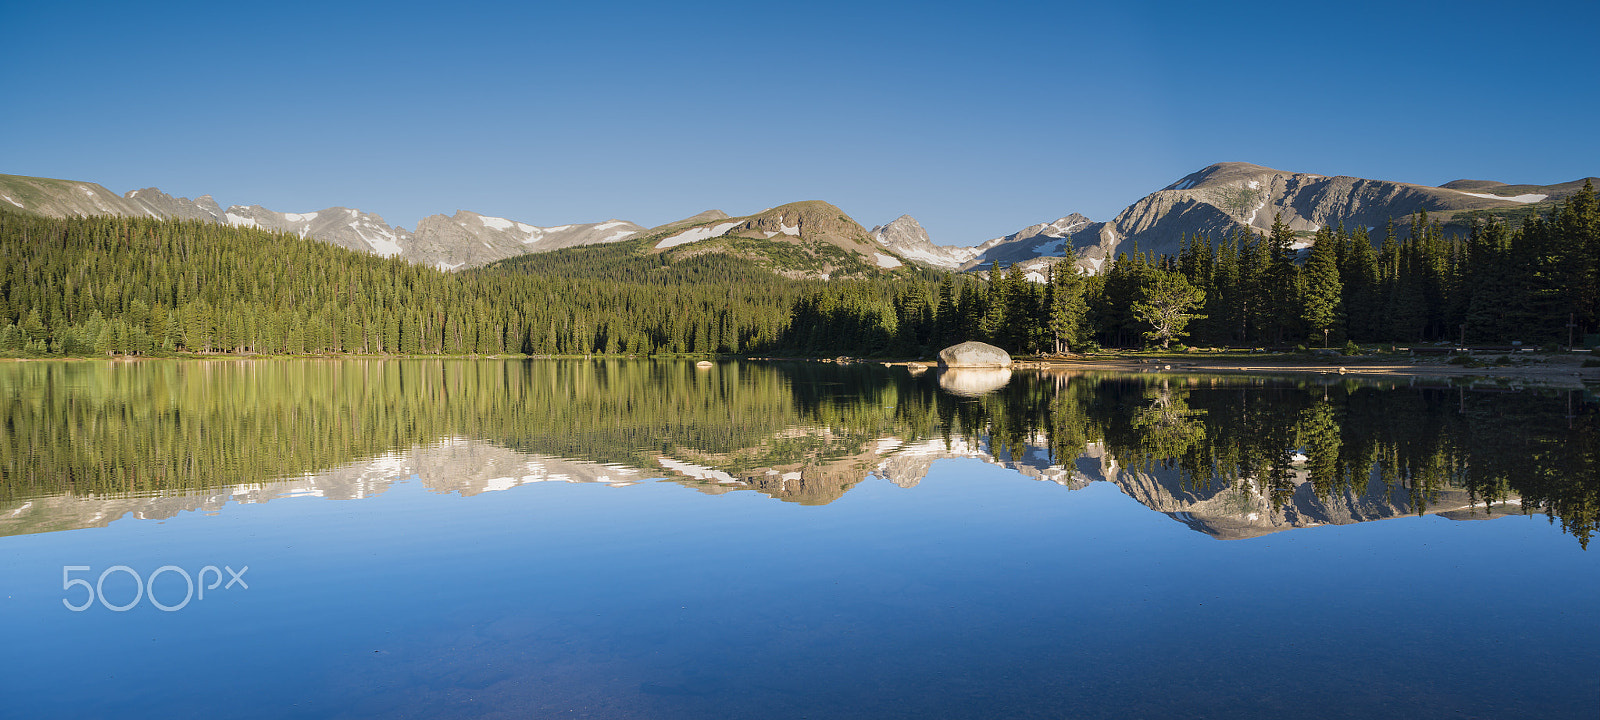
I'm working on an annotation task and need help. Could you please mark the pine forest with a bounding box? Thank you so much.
[0,180,1596,360]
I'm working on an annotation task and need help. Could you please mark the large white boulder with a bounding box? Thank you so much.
[937,341,1012,368]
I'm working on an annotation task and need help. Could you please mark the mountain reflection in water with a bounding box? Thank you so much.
[1,358,1595,546]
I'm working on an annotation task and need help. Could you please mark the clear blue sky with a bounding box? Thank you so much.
[3,0,1597,245]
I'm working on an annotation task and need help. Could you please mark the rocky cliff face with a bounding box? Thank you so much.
[1097,162,1521,260]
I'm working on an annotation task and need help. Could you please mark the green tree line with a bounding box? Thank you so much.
[2,181,1597,359]
[0,210,824,357]
[0,206,1066,359]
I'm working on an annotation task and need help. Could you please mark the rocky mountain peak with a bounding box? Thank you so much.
[868,215,979,271]
[869,215,929,247]
[641,200,913,277]
[725,200,874,249]
[1163,162,1285,192]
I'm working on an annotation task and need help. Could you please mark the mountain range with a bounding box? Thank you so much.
[0,174,649,272]
[4,162,1593,278]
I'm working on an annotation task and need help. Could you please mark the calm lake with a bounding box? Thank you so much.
[2,359,1597,719]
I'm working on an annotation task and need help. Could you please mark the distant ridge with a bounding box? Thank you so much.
[930,162,1597,275]
[0,173,645,272]
[5,162,1594,278]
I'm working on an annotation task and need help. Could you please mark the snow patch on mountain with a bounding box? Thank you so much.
[1,195,22,208]
[1242,194,1269,226]
[898,246,969,267]
[1453,190,1548,204]
[656,221,740,249]
[961,213,1095,272]
[1034,238,1066,255]
[868,215,980,270]
[351,221,404,257]
[874,253,902,268]
[478,215,514,231]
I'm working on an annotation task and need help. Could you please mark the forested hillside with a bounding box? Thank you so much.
[798,181,1600,352]
[1144,179,1600,347]
[0,209,944,357]
[0,180,1596,360]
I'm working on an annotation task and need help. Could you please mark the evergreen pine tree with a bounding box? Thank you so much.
[1047,263,1088,354]
[1339,225,1380,341]
[1300,226,1344,346]
[980,261,1007,345]
[1265,213,1301,343]
[933,274,958,347]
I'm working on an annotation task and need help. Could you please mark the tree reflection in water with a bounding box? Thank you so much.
[1,360,1596,547]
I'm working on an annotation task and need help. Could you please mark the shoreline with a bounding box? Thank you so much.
[4,352,1598,385]
[1015,354,1600,384]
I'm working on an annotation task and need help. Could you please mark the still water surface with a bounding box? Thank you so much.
[1,359,1597,718]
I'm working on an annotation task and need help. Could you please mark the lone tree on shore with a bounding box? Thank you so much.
[1132,270,1206,349]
